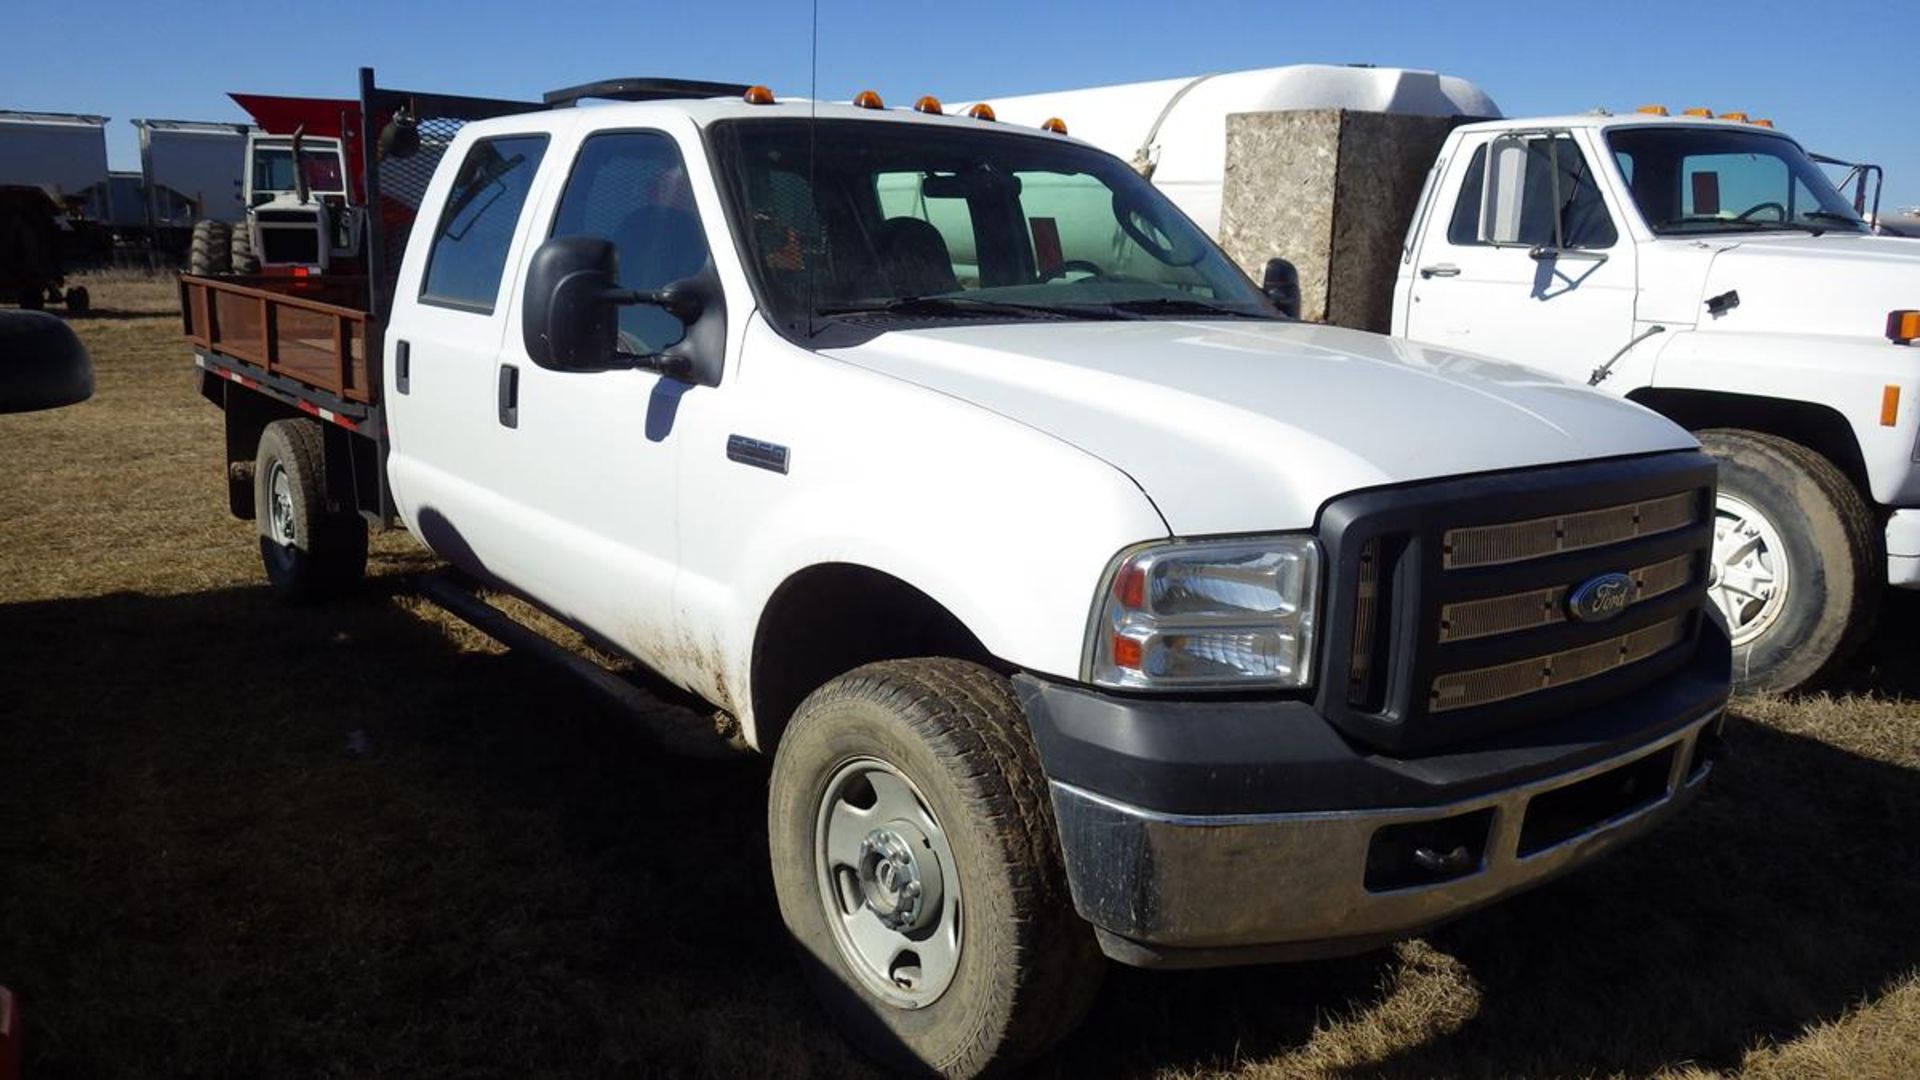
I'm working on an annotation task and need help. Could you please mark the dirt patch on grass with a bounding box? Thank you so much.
[2,276,1918,1078]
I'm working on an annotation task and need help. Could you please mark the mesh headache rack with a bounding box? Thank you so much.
[544,78,754,108]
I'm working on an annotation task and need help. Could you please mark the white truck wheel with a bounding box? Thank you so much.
[1697,429,1879,692]
[767,658,1103,1077]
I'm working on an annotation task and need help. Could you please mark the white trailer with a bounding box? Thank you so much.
[134,119,249,228]
[0,110,112,220]
[960,65,1500,235]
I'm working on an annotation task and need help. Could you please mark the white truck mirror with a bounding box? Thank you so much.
[1479,134,1532,246]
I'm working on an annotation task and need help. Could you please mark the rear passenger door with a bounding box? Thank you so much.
[384,130,553,579]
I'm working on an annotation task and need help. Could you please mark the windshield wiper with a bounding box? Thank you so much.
[1091,297,1279,320]
[1803,210,1867,229]
[1658,216,1828,236]
[818,295,1117,320]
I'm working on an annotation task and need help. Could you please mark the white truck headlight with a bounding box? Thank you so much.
[1087,536,1320,691]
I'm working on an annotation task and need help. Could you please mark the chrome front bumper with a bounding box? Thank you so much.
[1049,706,1724,969]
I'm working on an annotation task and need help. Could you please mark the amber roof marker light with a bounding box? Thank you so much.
[967,103,997,121]
[743,85,776,105]
[913,95,943,115]
[852,90,884,110]
[1041,117,1069,135]
[1637,104,1670,116]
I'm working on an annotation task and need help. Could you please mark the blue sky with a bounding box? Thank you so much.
[7,0,1918,212]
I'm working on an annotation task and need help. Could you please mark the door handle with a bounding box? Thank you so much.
[497,363,518,429]
[394,339,410,394]
[1420,264,1462,279]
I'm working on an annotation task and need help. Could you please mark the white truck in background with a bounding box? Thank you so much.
[980,67,1920,691]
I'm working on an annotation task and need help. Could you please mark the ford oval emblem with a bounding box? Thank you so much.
[1568,572,1635,623]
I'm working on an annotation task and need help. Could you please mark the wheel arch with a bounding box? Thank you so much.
[748,562,1001,752]
[1627,387,1872,498]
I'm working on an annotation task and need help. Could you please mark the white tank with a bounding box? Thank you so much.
[959,65,1500,234]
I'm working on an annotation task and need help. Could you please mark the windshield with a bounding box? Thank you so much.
[710,118,1277,333]
[1606,127,1866,236]
[251,146,346,198]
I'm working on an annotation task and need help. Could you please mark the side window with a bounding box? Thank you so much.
[551,131,711,356]
[1446,136,1617,249]
[420,134,549,312]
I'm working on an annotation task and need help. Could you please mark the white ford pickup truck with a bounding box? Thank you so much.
[182,70,1731,1076]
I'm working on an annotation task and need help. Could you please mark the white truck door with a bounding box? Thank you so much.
[384,131,555,579]
[1403,131,1637,382]
[478,128,714,656]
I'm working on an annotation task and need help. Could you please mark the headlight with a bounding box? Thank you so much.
[1086,535,1320,691]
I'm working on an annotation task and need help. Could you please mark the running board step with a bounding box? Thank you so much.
[416,571,746,758]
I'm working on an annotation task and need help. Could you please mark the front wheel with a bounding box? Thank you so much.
[1697,429,1880,692]
[768,659,1104,1077]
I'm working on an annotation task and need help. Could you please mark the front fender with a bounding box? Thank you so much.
[1645,329,1920,504]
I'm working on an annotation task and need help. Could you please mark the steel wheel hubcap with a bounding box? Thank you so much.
[816,758,961,1008]
[267,462,297,547]
[1711,492,1789,647]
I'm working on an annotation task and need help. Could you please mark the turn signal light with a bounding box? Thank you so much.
[967,103,996,121]
[1041,116,1069,135]
[1637,104,1670,115]
[852,90,884,110]
[743,85,776,105]
[1683,107,1714,118]
[1889,310,1920,344]
[913,95,943,115]
[1883,385,1902,427]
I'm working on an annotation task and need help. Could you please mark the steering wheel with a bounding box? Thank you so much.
[1039,259,1107,282]
[1735,201,1788,222]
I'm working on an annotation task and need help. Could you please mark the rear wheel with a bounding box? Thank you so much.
[1697,428,1879,692]
[253,418,367,603]
[63,286,89,314]
[188,220,231,276]
[768,659,1104,1077]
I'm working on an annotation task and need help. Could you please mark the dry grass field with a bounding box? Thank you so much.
[3,274,1920,1079]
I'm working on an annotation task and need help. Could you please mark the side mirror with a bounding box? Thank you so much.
[521,235,706,373]
[1478,134,1531,246]
[1262,257,1301,319]
[0,311,94,414]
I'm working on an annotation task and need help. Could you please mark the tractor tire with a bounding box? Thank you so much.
[188,220,231,276]
[769,658,1104,1078]
[253,418,368,603]
[228,223,258,275]
[1697,428,1880,693]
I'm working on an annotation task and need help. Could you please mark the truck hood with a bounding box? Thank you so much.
[1692,232,1920,338]
[825,320,1696,535]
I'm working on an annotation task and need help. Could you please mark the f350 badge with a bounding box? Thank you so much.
[1568,572,1635,623]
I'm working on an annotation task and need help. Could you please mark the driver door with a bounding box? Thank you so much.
[1403,131,1638,382]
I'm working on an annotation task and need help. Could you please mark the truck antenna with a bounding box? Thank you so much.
[806,0,818,339]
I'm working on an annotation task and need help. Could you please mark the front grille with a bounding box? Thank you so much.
[1313,452,1717,754]
[1430,616,1686,712]
[1443,491,1698,569]
[1438,551,1692,643]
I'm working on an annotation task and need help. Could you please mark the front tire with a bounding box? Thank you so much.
[768,659,1103,1077]
[1697,428,1879,692]
[253,418,367,603]
[188,220,230,276]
